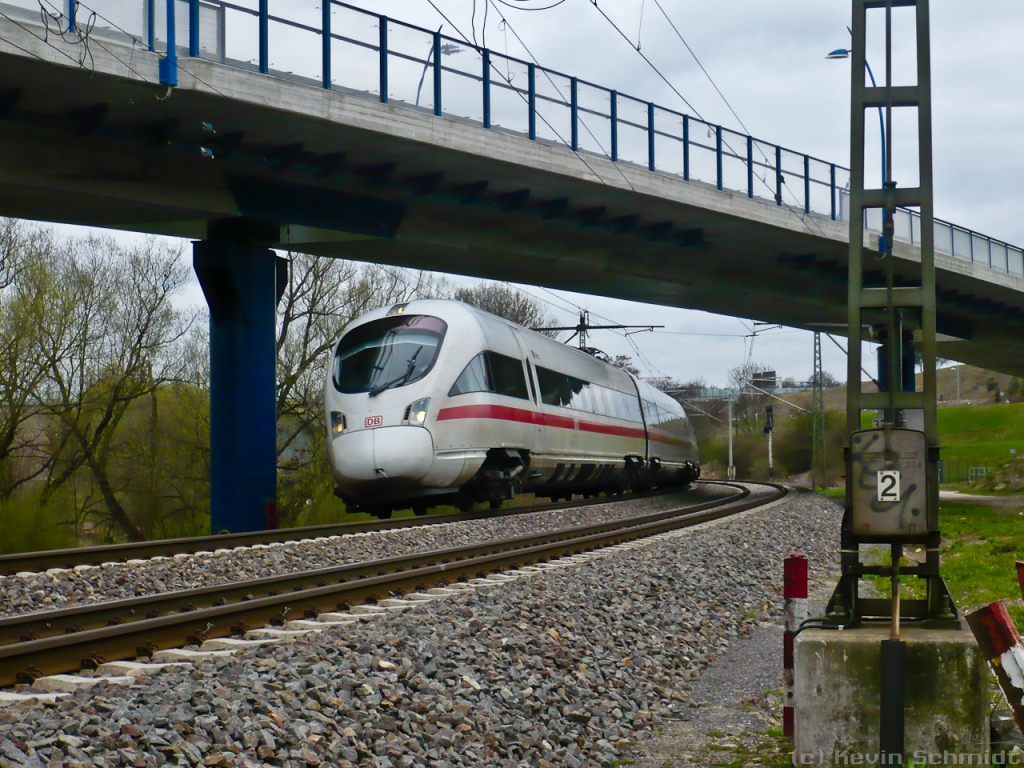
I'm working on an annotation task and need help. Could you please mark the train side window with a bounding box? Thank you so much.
[591,385,609,417]
[449,353,490,396]
[536,367,561,406]
[449,352,529,400]
[526,361,538,404]
[536,366,573,408]
[643,400,659,425]
[570,380,592,412]
[604,388,621,419]
[659,406,679,433]
[489,352,530,400]
[598,391,614,421]
[614,391,630,421]
[625,394,643,423]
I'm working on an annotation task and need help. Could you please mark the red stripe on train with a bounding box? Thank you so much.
[435,404,648,440]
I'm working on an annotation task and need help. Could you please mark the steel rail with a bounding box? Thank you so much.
[0,483,783,688]
[0,486,690,575]
[0,483,745,645]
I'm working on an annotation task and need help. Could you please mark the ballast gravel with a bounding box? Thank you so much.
[0,490,840,768]
[0,486,729,619]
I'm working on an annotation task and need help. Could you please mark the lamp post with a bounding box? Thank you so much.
[827,46,886,184]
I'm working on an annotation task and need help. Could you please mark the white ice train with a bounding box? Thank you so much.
[324,299,700,517]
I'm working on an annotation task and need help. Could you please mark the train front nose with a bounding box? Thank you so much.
[331,425,434,491]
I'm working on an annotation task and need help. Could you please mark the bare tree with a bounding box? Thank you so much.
[453,282,558,336]
[0,226,66,497]
[39,237,195,541]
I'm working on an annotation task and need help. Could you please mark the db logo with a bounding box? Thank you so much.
[364,415,384,428]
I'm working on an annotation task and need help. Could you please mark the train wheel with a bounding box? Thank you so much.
[489,500,502,510]
[375,509,393,520]
[412,505,428,517]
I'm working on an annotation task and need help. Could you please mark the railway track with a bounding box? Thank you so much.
[0,482,785,689]
[0,486,700,575]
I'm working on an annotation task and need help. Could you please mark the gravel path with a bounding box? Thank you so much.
[0,485,727,619]
[628,592,835,768]
[0,488,840,767]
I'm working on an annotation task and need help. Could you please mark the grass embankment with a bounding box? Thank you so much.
[937,402,1024,468]
[940,502,1024,626]
[858,401,1024,467]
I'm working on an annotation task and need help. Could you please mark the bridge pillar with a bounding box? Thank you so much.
[193,220,285,534]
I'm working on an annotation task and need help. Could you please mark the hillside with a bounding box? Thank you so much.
[691,364,1024,484]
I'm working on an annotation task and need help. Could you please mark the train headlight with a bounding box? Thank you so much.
[329,411,347,438]
[405,398,430,426]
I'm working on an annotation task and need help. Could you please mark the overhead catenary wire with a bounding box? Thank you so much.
[649,0,753,145]
[585,0,702,118]
[423,0,637,193]
[483,0,639,192]
[501,282,665,377]
[583,0,832,240]
[493,0,568,10]
[0,6,87,67]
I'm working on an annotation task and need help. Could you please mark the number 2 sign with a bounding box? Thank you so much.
[877,470,901,502]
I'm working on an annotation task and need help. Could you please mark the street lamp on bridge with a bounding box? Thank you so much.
[827,43,887,185]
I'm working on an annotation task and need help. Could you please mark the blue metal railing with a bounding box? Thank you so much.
[13,0,1021,279]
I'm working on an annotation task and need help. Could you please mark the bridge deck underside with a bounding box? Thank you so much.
[1,19,1023,376]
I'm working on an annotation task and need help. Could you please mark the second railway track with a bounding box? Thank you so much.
[0,486,702,576]
[0,482,784,689]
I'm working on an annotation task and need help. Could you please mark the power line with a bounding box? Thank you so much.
[422,0,636,192]
[493,0,568,10]
[483,0,638,192]
[649,0,752,138]
[586,0,702,118]
[584,1,832,240]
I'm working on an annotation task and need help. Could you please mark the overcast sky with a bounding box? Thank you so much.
[59,0,1024,386]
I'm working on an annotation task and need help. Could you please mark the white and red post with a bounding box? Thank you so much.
[783,553,808,738]
[966,600,1024,736]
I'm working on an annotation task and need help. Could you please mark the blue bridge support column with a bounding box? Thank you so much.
[193,220,286,534]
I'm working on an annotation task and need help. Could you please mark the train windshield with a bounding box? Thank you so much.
[333,315,448,396]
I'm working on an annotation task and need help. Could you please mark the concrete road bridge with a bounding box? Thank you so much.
[0,0,1021,530]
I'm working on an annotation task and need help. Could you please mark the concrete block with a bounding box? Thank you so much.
[348,605,389,615]
[311,612,363,623]
[33,674,135,692]
[795,624,989,765]
[95,660,192,676]
[199,637,281,651]
[151,648,237,662]
[244,627,320,639]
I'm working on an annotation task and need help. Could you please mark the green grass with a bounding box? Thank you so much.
[937,402,1024,466]
[692,728,792,767]
[939,502,1024,626]
[857,402,1024,483]
[0,492,78,554]
[858,401,1024,465]
[856,503,1024,623]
